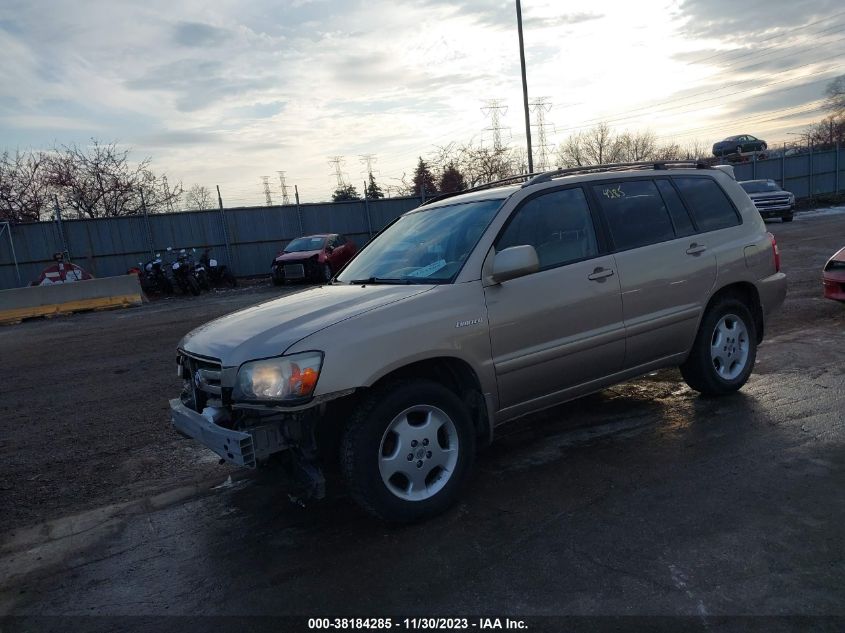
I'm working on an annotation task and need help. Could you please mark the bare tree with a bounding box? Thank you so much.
[185,184,213,210]
[824,74,845,116]
[617,130,657,162]
[46,140,181,218]
[0,150,51,222]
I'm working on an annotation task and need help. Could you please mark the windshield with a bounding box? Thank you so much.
[740,180,781,194]
[336,198,504,284]
[285,236,327,252]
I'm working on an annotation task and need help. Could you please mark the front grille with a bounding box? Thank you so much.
[283,263,306,278]
[753,196,791,209]
[178,352,224,410]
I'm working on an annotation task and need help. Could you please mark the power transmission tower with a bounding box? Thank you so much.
[261,176,273,206]
[529,98,555,171]
[277,171,291,205]
[359,154,378,178]
[481,99,510,152]
[161,175,175,212]
[328,156,347,189]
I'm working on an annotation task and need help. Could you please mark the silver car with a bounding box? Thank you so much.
[171,161,786,522]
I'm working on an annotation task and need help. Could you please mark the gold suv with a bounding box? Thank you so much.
[171,161,787,522]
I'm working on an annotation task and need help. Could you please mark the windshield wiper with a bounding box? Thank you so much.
[348,277,411,285]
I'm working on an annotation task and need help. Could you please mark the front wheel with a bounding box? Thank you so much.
[681,296,757,396]
[321,263,332,282]
[341,380,475,523]
[782,214,794,223]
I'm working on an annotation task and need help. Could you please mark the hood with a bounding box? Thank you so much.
[274,249,322,263]
[748,191,789,199]
[179,284,433,367]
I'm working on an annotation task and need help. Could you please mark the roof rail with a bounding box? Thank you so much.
[419,172,542,206]
[523,160,709,187]
[418,160,710,207]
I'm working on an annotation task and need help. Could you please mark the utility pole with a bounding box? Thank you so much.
[529,97,554,171]
[277,171,291,205]
[482,99,510,152]
[516,0,533,173]
[261,176,273,206]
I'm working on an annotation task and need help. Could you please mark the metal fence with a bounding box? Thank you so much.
[0,195,424,290]
[2,145,844,290]
[732,144,844,199]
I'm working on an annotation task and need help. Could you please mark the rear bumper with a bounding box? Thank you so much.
[170,398,257,468]
[758,272,787,317]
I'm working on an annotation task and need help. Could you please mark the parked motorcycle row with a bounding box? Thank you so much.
[129,247,236,297]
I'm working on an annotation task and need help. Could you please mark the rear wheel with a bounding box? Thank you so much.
[341,380,475,523]
[225,270,237,287]
[322,263,332,282]
[186,275,201,296]
[681,296,757,396]
[736,145,743,155]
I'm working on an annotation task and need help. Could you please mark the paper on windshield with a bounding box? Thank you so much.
[408,259,447,278]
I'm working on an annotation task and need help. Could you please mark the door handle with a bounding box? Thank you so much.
[686,243,707,255]
[587,267,615,281]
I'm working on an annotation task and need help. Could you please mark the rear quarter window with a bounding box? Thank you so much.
[673,177,741,232]
[591,179,676,251]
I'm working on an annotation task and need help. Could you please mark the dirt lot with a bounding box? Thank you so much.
[0,282,300,532]
[1,209,843,625]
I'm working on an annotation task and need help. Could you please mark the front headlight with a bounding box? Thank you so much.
[235,352,323,402]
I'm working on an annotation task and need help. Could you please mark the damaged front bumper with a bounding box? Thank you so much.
[170,399,258,467]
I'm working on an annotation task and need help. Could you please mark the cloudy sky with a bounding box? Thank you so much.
[1,0,843,204]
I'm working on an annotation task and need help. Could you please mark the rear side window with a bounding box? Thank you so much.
[674,177,740,232]
[655,180,695,237]
[592,180,675,251]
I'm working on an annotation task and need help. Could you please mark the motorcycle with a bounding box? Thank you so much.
[189,248,211,291]
[137,253,174,295]
[169,248,201,296]
[200,248,237,288]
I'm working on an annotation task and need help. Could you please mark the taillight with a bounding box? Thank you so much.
[768,232,780,272]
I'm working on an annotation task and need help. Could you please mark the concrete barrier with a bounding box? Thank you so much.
[0,275,143,325]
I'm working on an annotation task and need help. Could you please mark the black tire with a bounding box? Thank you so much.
[341,379,475,523]
[225,271,237,287]
[187,275,201,296]
[735,145,743,155]
[272,275,284,286]
[321,263,332,282]
[761,142,768,150]
[782,214,793,223]
[680,295,757,396]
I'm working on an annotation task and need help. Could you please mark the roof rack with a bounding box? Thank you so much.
[418,172,542,206]
[418,160,710,207]
[523,160,709,187]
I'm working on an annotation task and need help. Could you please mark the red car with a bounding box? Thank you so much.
[823,247,845,302]
[271,233,357,285]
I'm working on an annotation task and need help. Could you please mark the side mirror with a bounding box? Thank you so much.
[491,245,539,284]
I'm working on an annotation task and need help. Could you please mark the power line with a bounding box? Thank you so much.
[555,63,842,136]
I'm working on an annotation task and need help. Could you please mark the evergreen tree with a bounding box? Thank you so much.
[438,161,467,193]
[411,157,438,197]
[332,184,361,201]
[365,173,384,199]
